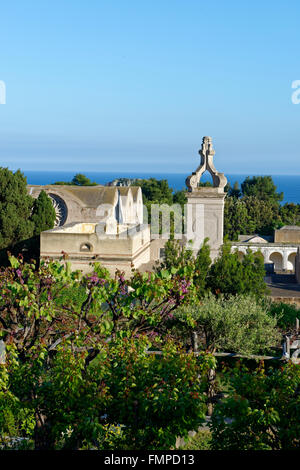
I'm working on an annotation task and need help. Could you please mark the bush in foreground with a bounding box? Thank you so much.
[210,362,300,450]
[1,336,213,450]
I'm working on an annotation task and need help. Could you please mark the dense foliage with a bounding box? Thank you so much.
[0,168,34,250]
[265,300,300,330]
[225,176,300,240]
[157,238,211,299]
[0,169,55,263]
[175,295,280,354]
[1,335,214,450]
[158,238,268,299]
[0,255,216,449]
[207,242,268,297]
[241,176,283,203]
[211,362,300,450]
[0,251,297,450]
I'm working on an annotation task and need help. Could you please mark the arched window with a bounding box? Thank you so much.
[80,242,93,252]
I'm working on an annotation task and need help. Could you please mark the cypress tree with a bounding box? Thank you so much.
[30,190,56,235]
[0,168,34,250]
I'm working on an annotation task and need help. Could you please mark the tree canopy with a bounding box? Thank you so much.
[241,176,283,203]
[0,168,34,250]
[224,176,299,240]
[31,190,56,236]
[53,173,97,186]
[0,168,56,265]
[175,294,279,354]
[207,242,268,297]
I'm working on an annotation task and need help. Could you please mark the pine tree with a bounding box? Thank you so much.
[241,176,283,203]
[71,173,97,186]
[30,190,56,236]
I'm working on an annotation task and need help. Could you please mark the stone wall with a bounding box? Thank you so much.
[275,226,300,244]
[40,222,151,277]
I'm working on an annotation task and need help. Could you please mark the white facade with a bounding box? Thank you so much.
[231,243,298,272]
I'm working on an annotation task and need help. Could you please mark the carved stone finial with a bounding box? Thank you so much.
[186,136,227,191]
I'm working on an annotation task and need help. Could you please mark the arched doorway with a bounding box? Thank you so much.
[269,252,284,272]
[287,252,297,272]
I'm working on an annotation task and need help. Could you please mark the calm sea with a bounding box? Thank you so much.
[24,171,300,205]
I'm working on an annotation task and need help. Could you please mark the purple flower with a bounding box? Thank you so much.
[16,269,24,285]
[87,273,104,287]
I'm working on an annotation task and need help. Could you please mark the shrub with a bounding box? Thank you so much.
[2,336,213,450]
[210,362,300,450]
[175,294,280,355]
[266,300,300,330]
[207,242,268,298]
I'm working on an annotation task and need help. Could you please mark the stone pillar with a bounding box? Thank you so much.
[185,137,227,260]
[283,251,289,271]
[186,188,226,260]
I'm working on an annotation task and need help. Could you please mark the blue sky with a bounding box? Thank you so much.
[0,0,300,174]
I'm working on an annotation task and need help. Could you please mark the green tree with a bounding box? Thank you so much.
[227,181,241,199]
[1,335,212,450]
[0,168,34,250]
[264,299,300,330]
[134,178,173,206]
[224,197,254,240]
[101,336,211,450]
[207,242,267,297]
[53,173,97,186]
[224,194,281,240]
[71,173,97,186]
[158,239,193,271]
[173,189,187,208]
[175,294,279,354]
[30,190,56,236]
[193,238,211,297]
[241,176,283,203]
[211,362,300,450]
[0,255,198,363]
[242,195,281,234]
[156,238,211,298]
[0,256,213,450]
[279,202,300,226]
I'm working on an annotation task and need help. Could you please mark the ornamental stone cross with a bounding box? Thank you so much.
[186,136,227,191]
